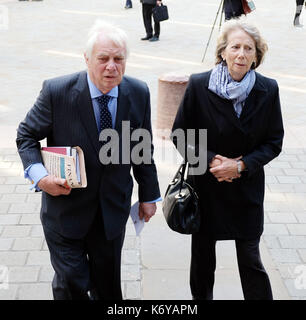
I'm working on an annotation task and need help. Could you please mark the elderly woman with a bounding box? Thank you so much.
[172,21,284,300]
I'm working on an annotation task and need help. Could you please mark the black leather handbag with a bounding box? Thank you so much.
[162,162,200,234]
[152,3,169,22]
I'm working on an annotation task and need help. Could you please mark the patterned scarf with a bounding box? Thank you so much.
[208,62,256,118]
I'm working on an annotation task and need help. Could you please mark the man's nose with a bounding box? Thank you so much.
[106,60,116,70]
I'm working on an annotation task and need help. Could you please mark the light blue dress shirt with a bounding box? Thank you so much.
[24,73,161,202]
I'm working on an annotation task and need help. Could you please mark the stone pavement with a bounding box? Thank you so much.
[0,0,306,300]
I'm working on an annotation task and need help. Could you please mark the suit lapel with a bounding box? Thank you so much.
[74,74,132,157]
[115,77,131,134]
[74,71,100,156]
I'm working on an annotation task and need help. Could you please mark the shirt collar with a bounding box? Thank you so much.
[86,72,118,99]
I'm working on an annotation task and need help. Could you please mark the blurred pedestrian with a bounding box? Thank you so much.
[224,0,244,20]
[294,0,305,27]
[140,0,163,42]
[125,0,132,9]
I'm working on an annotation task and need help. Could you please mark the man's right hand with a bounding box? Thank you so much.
[37,175,71,196]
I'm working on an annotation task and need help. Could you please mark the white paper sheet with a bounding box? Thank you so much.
[129,201,144,236]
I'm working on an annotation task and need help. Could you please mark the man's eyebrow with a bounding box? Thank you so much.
[96,53,109,57]
[96,53,125,58]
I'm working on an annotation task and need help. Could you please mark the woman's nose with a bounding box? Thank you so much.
[237,48,246,58]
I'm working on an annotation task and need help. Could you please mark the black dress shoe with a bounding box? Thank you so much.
[141,35,153,40]
[149,36,159,42]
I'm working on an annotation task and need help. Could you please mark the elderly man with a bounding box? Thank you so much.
[16,20,161,300]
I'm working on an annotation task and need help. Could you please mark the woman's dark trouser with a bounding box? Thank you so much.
[43,211,125,300]
[190,232,273,300]
[142,3,160,37]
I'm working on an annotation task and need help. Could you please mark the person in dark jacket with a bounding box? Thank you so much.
[224,0,245,20]
[294,0,305,27]
[172,20,284,300]
[16,20,161,300]
[140,0,162,41]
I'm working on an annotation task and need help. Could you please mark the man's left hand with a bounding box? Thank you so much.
[139,202,157,222]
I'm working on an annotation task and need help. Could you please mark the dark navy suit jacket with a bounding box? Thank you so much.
[17,71,160,240]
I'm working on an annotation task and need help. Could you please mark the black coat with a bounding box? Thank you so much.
[224,0,244,19]
[140,0,157,5]
[16,71,160,241]
[172,71,284,240]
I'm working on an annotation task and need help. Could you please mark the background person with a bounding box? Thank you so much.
[294,0,305,27]
[224,0,244,20]
[16,20,160,300]
[125,0,132,9]
[172,20,284,300]
[140,0,162,42]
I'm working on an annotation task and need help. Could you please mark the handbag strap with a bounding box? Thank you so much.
[179,162,188,193]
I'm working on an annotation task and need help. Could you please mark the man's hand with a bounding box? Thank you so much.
[209,155,242,182]
[139,202,157,222]
[37,175,72,196]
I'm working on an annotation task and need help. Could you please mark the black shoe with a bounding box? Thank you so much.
[149,36,159,42]
[124,5,132,9]
[141,35,153,40]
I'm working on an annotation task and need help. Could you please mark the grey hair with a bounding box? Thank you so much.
[85,20,129,59]
[215,20,268,69]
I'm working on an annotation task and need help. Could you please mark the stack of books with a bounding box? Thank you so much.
[41,146,87,188]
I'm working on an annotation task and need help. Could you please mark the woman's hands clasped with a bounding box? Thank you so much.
[209,155,242,183]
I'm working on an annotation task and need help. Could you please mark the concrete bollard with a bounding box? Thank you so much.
[156,73,189,139]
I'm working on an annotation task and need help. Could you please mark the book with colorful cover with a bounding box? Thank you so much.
[41,146,87,188]
[41,147,71,155]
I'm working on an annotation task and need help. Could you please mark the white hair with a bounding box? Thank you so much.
[85,20,129,59]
